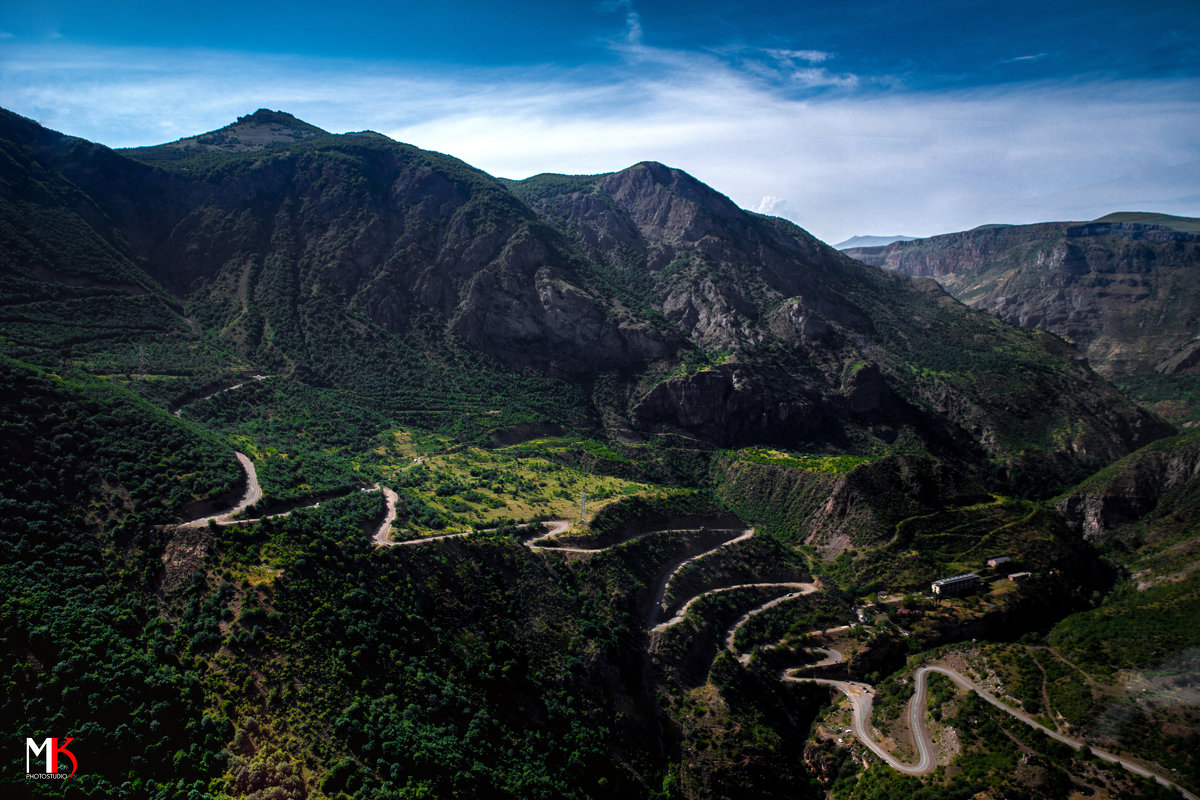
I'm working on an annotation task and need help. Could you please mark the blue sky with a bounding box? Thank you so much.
[2,1,1198,243]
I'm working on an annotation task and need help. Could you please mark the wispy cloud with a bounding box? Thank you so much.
[599,0,642,45]
[767,48,832,64]
[1001,53,1049,64]
[1,40,1197,244]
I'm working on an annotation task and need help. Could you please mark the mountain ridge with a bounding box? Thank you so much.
[832,234,918,250]
[843,213,1200,423]
[0,106,1173,488]
[123,108,329,158]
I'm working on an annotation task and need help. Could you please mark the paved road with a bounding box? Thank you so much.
[786,671,935,774]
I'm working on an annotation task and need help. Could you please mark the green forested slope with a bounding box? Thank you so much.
[0,356,241,797]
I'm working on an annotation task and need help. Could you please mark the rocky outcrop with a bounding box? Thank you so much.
[159,525,212,594]
[631,367,823,446]
[713,454,991,554]
[1056,430,1200,541]
[840,362,888,415]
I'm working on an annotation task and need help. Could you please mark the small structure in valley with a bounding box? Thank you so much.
[931,573,981,597]
[986,555,1012,568]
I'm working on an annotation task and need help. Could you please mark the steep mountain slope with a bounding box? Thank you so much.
[1057,427,1200,550]
[0,107,1171,489]
[844,215,1200,421]
[511,166,1170,484]
[0,109,195,364]
[122,119,676,378]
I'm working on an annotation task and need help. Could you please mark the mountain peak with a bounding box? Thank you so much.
[236,108,310,126]
[600,160,745,235]
[133,108,328,155]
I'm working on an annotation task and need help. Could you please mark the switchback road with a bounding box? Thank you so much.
[185,455,1196,798]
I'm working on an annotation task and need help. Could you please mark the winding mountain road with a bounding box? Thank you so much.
[374,517,573,547]
[179,452,263,527]
[785,670,935,774]
[171,374,269,417]
[722,581,821,660]
[181,452,1197,798]
[180,452,386,530]
[370,487,400,544]
[651,581,818,635]
[533,518,1198,797]
[656,527,754,610]
[783,657,1198,797]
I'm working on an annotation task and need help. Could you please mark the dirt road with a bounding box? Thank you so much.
[370,487,399,545]
[650,581,818,635]
[379,518,572,548]
[721,580,821,657]
[785,656,1198,796]
[179,452,263,527]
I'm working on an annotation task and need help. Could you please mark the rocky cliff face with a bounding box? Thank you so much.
[712,453,990,552]
[514,165,1171,481]
[845,218,1200,383]
[1056,429,1200,541]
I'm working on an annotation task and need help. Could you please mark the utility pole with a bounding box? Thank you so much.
[577,489,587,525]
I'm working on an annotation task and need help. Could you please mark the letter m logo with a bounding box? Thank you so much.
[26,737,77,776]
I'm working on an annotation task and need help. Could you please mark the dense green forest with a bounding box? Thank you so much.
[0,356,240,797]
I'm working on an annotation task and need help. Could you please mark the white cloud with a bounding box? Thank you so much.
[1,42,1197,244]
[622,7,643,45]
[754,196,787,215]
[767,49,832,64]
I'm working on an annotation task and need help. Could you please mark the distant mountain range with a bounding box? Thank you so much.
[831,234,918,250]
[843,213,1200,423]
